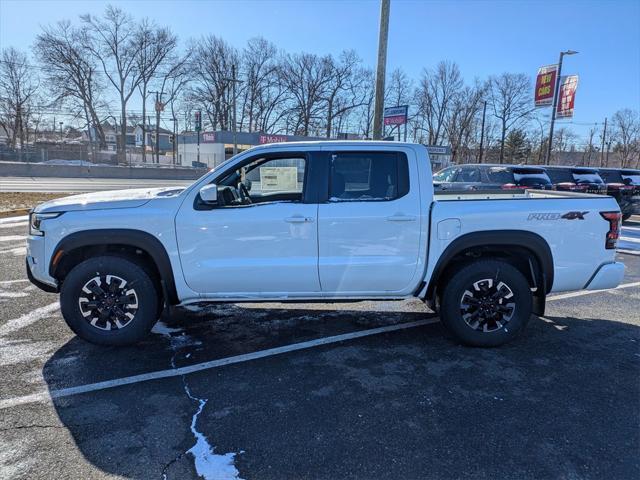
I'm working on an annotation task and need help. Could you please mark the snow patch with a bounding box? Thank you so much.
[161,325,244,480]
[151,320,184,336]
[184,384,243,480]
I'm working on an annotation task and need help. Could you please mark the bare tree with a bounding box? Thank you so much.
[383,68,413,140]
[279,52,332,136]
[0,47,39,148]
[152,52,191,162]
[552,127,577,164]
[189,35,239,131]
[446,80,485,162]
[611,109,640,168]
[135,19,177,161]
[488,72,532,163]
[414,61,463,146]
[582,127,597,166]
[34,21,108,150]
[81,6,145,161]
[321,50,366,138]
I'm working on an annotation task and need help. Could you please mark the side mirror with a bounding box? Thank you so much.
[199,184,218,204]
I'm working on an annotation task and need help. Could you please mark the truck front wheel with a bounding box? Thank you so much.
[60,255,159,346]
[440,260,532,347]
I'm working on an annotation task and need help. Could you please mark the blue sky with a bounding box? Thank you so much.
[1,0,639,140]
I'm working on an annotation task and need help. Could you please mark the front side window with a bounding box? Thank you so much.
[433,167,457,182]
[213,156,306,207]
[329,152,409,202]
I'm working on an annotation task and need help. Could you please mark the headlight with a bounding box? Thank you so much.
[29,212,62,236]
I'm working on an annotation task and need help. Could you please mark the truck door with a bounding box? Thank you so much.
[317,150,423,294]
[175,153,320,296]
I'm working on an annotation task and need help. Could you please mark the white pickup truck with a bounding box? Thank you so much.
[27,141,625,347]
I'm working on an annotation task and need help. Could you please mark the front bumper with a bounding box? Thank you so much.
[26,235,58,292]
[26,258,58,293]
[584,262,625,291]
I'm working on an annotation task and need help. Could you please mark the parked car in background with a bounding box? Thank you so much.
[598,168,640,219]
[433,164,553,191]
[544,166,608,195]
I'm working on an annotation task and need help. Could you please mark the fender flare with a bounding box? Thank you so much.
[424,230,554,300]
[50,229,179,305]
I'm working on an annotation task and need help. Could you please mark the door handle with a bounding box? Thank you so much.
[386,214,417,222]
[285,216,314,223]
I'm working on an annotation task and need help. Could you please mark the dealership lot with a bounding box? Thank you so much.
[1,215,639,479]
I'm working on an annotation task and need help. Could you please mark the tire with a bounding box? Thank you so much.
[60,255,159,346]
[440,260,532,347]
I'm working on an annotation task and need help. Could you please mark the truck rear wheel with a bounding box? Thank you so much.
[440,259,532,347]
[60,255,159,346]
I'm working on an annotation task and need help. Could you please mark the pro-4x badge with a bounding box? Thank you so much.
[528,211,589,220]
[561,211,588,220]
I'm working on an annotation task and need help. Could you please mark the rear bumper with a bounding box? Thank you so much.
[584,262,625,291]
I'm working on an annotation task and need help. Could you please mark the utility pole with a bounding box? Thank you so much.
[478,100,487,163]
[172,117,177,165]
[59,122,63,142]
[223,64,243,156]
[600,117,607,167]
[149,90,164,164]
[372,0,391,140]
[232,64,238,155]
[546,50,578,165]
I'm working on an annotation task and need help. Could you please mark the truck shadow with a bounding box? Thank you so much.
[42,309,640,479]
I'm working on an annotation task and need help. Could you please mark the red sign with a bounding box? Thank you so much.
[534,64,558,107]
[383,105,408,126]
[259,134,288,144]
[556,75,579,118]
[202,132,216,143]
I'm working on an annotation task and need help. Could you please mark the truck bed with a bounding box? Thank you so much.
[434,189,605,201]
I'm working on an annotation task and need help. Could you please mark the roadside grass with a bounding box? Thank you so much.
[0,192,71,217]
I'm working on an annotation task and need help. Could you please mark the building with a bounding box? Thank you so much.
[175,130,324,167]
[134,125,174,151]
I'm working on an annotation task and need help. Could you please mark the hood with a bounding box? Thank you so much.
[34,187,185,214]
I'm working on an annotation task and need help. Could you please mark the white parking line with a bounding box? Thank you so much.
[0,318,439,410]
[0,302,60,336]
[546,281,640,301]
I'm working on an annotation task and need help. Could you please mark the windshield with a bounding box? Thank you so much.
[573,172,604,184]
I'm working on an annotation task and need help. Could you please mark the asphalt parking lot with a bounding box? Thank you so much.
[1,215,639,480]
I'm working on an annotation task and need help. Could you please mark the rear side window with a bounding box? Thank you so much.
[546,168,574,183]
[485,167,515,183]
[329,151,409,201]
[598,170,623,183]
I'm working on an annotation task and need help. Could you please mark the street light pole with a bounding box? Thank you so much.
[372,0,390,140]
[545,50,578,165]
